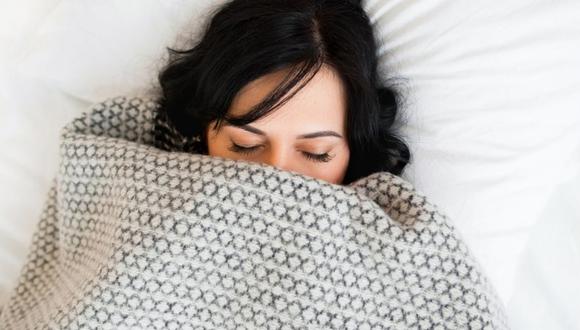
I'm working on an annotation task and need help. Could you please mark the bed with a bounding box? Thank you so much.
[1,0,579,328]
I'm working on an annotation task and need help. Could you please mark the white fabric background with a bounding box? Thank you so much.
[1,1,579,328]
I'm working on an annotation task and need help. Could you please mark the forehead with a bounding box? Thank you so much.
[228,64,347,132]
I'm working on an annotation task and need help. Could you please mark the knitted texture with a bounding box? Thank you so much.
[0,96,509,329]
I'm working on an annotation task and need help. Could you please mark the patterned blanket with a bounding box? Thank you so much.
[0,96,509,329]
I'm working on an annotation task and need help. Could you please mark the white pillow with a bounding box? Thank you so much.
[2,1,580,327]
[372,0,580,272]
[368,0,580,327]
[17,0,227,102]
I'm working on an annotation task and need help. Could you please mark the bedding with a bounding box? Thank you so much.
[0,96,508,329]
[2,1,580,328]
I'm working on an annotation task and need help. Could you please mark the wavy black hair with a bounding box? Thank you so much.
[156,0,411,184]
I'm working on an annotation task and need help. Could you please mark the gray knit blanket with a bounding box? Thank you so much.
[0,96,509,329]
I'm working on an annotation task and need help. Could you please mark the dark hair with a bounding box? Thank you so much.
[156,0,411,184]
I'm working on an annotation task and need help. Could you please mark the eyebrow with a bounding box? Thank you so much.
[228,124,343,139]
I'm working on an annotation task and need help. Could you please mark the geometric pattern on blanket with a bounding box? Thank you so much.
[0,96,509,329]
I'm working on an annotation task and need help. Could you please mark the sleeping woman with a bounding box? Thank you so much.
[0,0,509,329]
[154,0,411,185]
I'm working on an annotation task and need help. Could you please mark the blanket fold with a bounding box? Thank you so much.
[0,96,508,329]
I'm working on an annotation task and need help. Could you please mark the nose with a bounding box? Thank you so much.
[264,148,291,172]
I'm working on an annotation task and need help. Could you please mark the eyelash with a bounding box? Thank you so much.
[228,143,334,163]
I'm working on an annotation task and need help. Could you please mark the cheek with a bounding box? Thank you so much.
[206,130,228,157]
[330,151,350,183]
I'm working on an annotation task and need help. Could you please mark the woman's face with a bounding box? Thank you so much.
[206,64,350,185]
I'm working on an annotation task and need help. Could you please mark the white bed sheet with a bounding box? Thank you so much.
[508,165,580,329]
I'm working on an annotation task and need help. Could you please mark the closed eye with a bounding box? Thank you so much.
[302,151,334,162]
[228,141,335,163]
[228,142,260,155]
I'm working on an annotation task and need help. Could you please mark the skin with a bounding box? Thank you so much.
[206,64,350,185]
